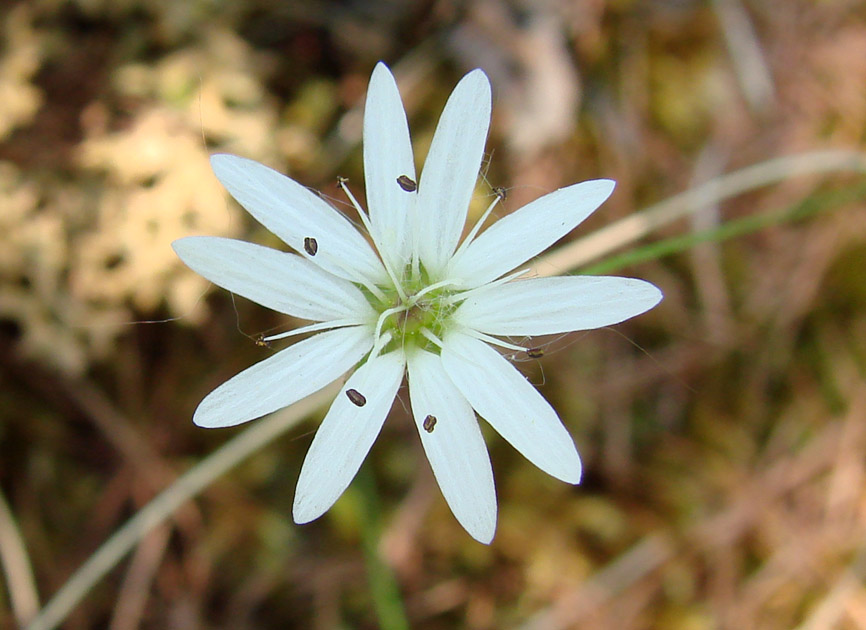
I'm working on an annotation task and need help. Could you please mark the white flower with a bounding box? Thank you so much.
[173,62,662,544]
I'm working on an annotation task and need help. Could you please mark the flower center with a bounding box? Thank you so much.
[370,269,460,355]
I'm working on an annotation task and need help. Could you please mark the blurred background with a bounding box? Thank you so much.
[2,0,866,628]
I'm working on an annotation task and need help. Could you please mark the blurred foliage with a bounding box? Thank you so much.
[1,0,866,629]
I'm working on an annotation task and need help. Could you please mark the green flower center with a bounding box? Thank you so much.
[367,264,460,355]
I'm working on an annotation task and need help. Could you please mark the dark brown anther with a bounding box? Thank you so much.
[493,186,507,200]
[303,236,318,256]
[396,175,417,192]
[526,347,544,359]
[253,333,271,348]
[346,388,366,407]
[422,414,437,433]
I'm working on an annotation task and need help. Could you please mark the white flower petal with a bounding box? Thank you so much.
[364,63,416,272]
[415,70,491,276]
[173,236,375,323]
[448,179,616,287]
[440,332,582,484]
[454,276,662,336]
[407,349,496,544]
[210,154,387,286]
[194,326,373,428]
[293,351,405,524]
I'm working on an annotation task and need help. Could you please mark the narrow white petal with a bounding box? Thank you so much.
[415,70,491,276]
[448,179,616,288]
[454,276,662,336]
[293,351,405,524]
[407,350,496,544]
[194,326,373,428]
[364,63,415,271]
[173,236,375,322]
[210,154,387,285]
[440,332,582,484]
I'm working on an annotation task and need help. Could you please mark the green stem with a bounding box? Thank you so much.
[580,180,866,275]
[356,466,410,630]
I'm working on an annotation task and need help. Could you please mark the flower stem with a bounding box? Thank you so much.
[356,466,410,630]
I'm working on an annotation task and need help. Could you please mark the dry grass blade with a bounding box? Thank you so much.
[108,524,171,630]
[531,150,866,278]
[0,489,39,627]
[518,534,675,630]
[24,383,340,630]
[711,0,776,114]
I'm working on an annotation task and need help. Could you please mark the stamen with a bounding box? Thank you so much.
[492,186,507,200]
[358,276,389,304]
[302,187,390,302]
[253,333,271,348]
[422,414,437,433]
[370,330,393,359]
[346,389,367,407]
[410,248,420,283]
[420,327,443,349]
[463,329,525,352]
[407,279,460,306]
[441,268,530,306]
[338,176,408,302]
[451,196,501,261]
[263,319,362,343]
[315,250,388,303]
[337,177,375,237]
[374,305,408,343]
[526,347,544,358]
[396,175,417,192]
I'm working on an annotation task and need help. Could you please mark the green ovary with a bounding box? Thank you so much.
[380,292,456,354]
